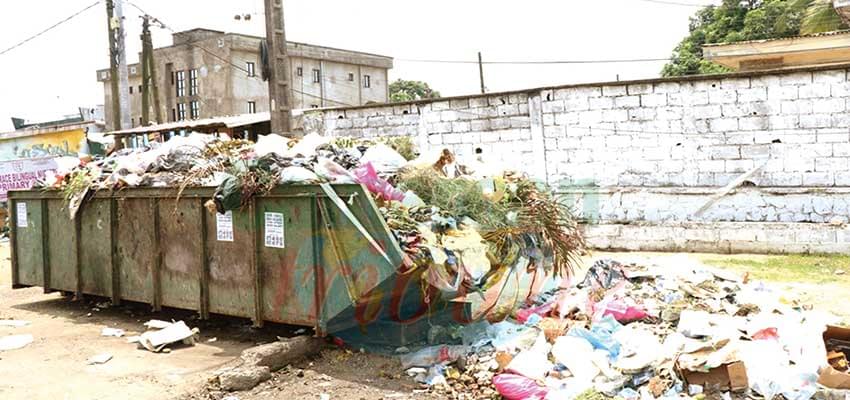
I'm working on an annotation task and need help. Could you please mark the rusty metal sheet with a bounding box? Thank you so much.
[46,199,76,292]
[315,186,405,333]
[205,205,254,318]
[13,199,43,287]
[157,199,202,310]
[114,198,155,303]
[79,199,113,297]
[256,196,317,327]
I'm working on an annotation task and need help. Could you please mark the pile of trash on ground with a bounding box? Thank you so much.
[396,259,850,400]
[37,132,585,311]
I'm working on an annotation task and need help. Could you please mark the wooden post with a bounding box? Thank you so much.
[478,51,486,94]
[263,0,294,136]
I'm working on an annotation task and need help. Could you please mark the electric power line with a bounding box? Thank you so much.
[396,57,673,65]
[0,1,101,56]
[633,0,716,7]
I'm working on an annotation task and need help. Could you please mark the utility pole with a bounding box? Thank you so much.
[106,0,131,133]
[478,52,486,94]
[141,17,150,127]
[264,0,293,136]
[140,16,163,125]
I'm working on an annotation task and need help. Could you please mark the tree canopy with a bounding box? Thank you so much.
[389,79,441,102]
[661,0,845,77]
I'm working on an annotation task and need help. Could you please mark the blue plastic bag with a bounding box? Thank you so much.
[568,326,621,359]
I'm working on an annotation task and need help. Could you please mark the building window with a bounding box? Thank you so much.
[312,69,321,83]
[176,71,186,97]
[348,73,355,81]
[189,69,199,96]
[247,62,256,77]
[139,117,143,126]
[296,67,303,77]
[129,86,133,94]
[190,101,200,119]
[177,103,186,121]
[248,101,256,114]
[363,75,371,88]
[171,108,176,122]
[139,85,143,93]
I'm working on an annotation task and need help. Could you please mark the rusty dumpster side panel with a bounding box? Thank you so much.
[8,184,406,333]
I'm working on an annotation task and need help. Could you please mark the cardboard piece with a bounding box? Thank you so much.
[677,361,749,392]
[819,325,850,389]
[818,366,850,390]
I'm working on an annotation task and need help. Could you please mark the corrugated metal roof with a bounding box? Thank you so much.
[107,112,269,136]
[703,29,850,48]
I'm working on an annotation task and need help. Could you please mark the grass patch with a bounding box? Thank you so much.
[701,253,850,285]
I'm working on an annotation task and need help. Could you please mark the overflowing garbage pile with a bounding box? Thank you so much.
[39,132,585,309]
[398,259,850,400]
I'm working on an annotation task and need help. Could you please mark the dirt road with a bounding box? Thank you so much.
[0,242,285,400]
[1,241,847,400]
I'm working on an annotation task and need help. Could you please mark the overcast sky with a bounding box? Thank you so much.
[0,0,717,132]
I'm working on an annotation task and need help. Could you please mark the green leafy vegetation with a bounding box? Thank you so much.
[662,0,846,77]
[701,253,850,284]
[389,79,441,102]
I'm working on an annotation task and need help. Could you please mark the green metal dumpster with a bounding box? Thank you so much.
[8,184,556,345]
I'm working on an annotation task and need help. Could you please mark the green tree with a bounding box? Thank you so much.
[661,0,844,77]
[795,0,845,34]
[389,80,441,102]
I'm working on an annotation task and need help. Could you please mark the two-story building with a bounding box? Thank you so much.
[97,28,394,129]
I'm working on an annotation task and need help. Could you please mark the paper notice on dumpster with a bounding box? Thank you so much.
[16,203,27,228]
[216,211,234,242]
[264,212,285,248]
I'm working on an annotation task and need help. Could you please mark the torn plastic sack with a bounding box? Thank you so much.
[254,134,292,158]
[506,332,552,381]
[279,166,318,184]
[287,133,328,158]
[352,162,404,201]
[399,345,467,369]
[568,325,621,360]
[600,299,648,323]
[213,174,242,213]
[314,157,356,183]
[492,374,549,400]
[516,301,555,324]
[579,259,627,290]
[359,143,407,174]
[552,335,600,382]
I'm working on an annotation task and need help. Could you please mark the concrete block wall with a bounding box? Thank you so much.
[541,71,850,188]
[308,65,850,254]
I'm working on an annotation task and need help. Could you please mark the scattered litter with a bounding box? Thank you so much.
[318,394,330,400]
[87,353,113,365]
[143,320,173,330]
[0,320,30,328]
[136,320,199,353]
[0,334,33,351]
[395,258,847,400]
[101,328,125,338]
[206,337,218,343]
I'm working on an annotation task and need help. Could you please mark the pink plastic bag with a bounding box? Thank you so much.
[600,300,647,323]
[493,374,549,400]
[352,162,404,202]
[752,327,779,341]
[516,301,555,324]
